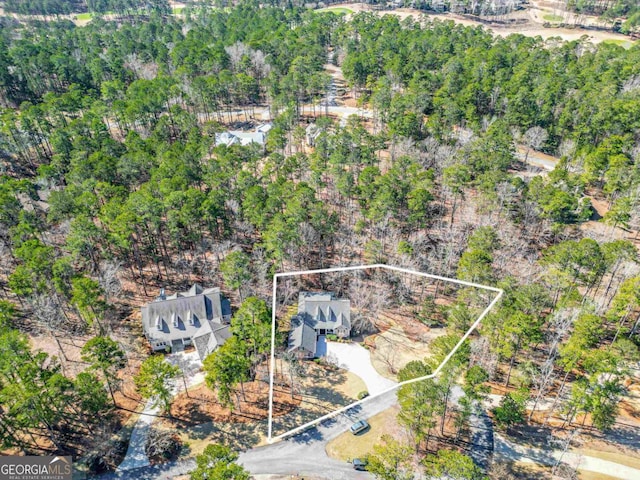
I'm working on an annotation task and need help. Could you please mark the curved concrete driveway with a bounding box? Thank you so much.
[116,351,204,472]
[326,342,397,395]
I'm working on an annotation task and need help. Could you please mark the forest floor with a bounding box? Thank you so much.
[365,310,447,381]
[270,361,365,438]
[169,381,299,427]
[160,381,287,455]
[163,361,365,451]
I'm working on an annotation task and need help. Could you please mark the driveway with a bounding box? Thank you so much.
[238,389,397,479]
[100,390,397,480]
[326,342,397,395]
[116,351,204,472]
[450,386,494,470]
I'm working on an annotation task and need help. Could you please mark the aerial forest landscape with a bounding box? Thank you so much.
[1,1,640,479]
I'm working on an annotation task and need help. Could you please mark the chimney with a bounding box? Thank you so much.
[160,288,166,301]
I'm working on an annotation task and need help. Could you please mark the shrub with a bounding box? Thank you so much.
[84,438,127,473]
[357,391,369,400]
[326,334,338,341]
[145,428,181,463]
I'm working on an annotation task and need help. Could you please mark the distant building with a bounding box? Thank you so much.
[288,292,351,358]
[215,123,272,148]
[141,284,232,360]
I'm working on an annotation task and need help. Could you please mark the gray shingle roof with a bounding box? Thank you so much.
[299,292,351,332]
[193,322,232,361]
[288,315,317,354]
[142,284,230,351]
[288,291,351,356]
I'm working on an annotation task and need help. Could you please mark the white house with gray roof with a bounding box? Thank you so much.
[288,292,351,358]
[141,284,232,361]
[215,123,272,149]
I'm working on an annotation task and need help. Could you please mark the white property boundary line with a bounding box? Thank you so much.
[267,264,503,443]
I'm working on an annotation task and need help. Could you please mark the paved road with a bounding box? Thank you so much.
[515,148,559,171]
[468,402,494,470]
[450,386,495,470]
[116,400,159,472]
[238,390,397,479]
[99,390,397,480]
[495,433,640,479]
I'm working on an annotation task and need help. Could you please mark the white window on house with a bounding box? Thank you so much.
[155,316,162,330]
[172,312,178,327]
[187,310,194,325]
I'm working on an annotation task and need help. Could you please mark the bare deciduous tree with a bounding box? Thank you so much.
[523,126,549,162]
[469,337,498,379]
[98,261,122,303]
[29,294,69,367]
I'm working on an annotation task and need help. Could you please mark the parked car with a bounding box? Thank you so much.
[349,419,370,435]
[352,458,368,471]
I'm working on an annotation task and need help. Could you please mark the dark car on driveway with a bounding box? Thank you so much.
[352,458,368,471]
[349,419,370,435]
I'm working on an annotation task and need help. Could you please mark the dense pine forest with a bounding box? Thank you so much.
[1,1,640,477]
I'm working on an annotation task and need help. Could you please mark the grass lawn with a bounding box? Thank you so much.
[572,448,640,470]
[602,39,636,49]
[543,13,563,22]
[578,470,620,480]
[75,12,92,20]
[316,7,353,15]
[325,405,401,462]
[579,472,622,480]
[172,7,184,14]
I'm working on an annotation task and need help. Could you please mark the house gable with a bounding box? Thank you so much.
[288,291,352,357]
[141,284,231,355]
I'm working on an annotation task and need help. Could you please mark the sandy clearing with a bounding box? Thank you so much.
[332,3,634,44]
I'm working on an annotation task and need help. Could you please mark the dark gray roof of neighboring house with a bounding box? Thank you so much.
[141,284,229,345]
[288,315,317,354]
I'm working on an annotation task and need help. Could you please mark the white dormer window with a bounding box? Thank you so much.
[172,312,178,327]
[155,316,162,331]
[187,310,194,325]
